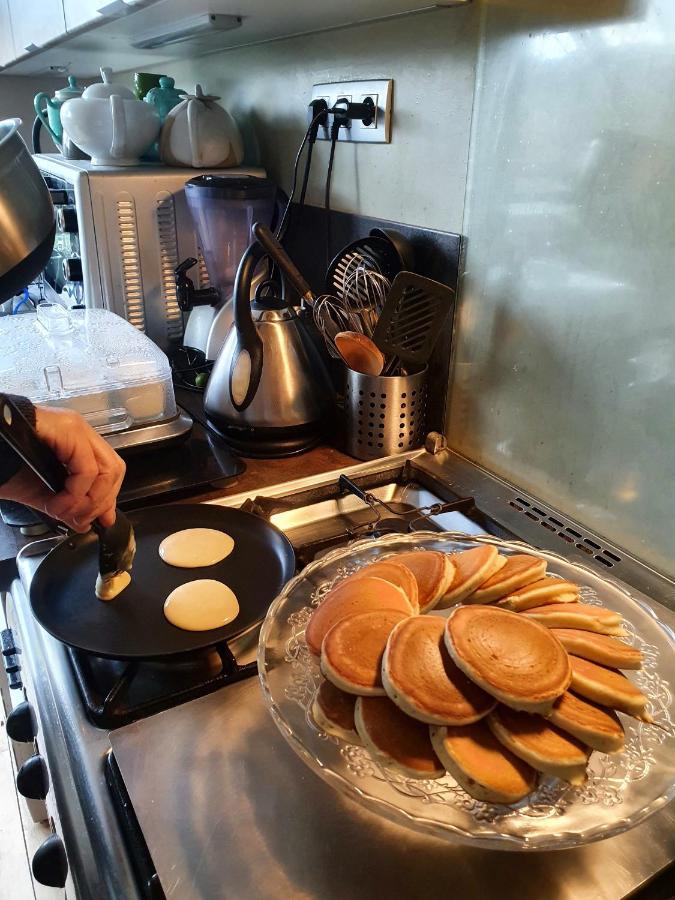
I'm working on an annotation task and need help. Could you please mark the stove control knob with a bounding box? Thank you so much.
[62,257,83,283]
[6,701,37,742]
[56,205,78,233]
[8,670,23,690]
[17,755,49,800]
[32,834,68,888]
[48,189,69,206]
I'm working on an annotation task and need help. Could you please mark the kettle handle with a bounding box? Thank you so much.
[110,94,126,159]
[229,241,265,412]
[33,93,60,147]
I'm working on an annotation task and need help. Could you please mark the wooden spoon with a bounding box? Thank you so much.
[335,331,385,376]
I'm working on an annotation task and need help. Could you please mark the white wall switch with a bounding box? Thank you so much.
[311,79,393,143]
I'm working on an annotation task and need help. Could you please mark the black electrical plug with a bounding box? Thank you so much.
[307,98,329,136]
[332,96,375,128]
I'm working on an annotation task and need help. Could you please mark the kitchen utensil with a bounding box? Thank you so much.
[369,227,415,271]
[340,261,391,336]
[343,365,428,459]
[160,84,244,168]
[0,119,55,304]
[28,503,295,659]
[33,75,83,150]
[0,393,135,584]
[259,531,675,849]
[312,294,352,357]
[326,234,403,301]
[204,235,333,457]
[251,222,316,307]
[60,67,160,167]
[372,271,454,375]
[180,175,279,359]
[334,331,384,376]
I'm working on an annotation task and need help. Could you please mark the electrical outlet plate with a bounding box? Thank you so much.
[311,80,393,143]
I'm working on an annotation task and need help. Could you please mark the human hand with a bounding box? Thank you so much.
[0,406,126,533]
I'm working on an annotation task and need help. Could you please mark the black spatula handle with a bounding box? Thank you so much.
[0,394,67,493]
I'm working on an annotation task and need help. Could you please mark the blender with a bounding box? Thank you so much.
[176,175,278,359]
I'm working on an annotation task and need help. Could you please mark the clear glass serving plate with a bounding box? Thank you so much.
[258,533,675,851]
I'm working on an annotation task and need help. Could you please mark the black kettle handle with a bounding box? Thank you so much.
[0,394,66,493]
[252,223,315,306]
[230,241,265,412]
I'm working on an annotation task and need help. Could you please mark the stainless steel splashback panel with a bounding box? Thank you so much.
[448,0,675,579]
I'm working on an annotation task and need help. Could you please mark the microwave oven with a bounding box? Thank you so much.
[34,155,265,352]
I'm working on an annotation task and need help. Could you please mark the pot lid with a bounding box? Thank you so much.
[54,75,82,102]
[82,67,135,100]
[185,175,277,201]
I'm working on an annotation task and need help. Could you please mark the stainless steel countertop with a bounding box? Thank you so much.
[112,676,675,900]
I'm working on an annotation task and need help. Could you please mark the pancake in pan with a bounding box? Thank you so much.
[487,706,590,785]
[551,629,642,670]
[430,721,537,803]
[438,546,504,607]
[355,696,446,780]
[445,605,571,714]
[469,554,547,604]
[346,559,419,612]
[498,577,580,612]
[523,603,625,636]
[305,576,414,656]
[391,550,456,612]
[569,656,650,720]
[548,691,625,753]
[382,615,496,725]
[321,609,409,695]
[311,680,360,742]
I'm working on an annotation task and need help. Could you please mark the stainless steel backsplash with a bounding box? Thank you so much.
[448,0,675,578]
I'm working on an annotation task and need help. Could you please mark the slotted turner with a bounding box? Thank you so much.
[372,272,454,375]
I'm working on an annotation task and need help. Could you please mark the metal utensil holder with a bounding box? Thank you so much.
[344,365,428,460]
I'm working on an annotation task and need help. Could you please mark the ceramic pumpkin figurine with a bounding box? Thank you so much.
[159,84,244,168]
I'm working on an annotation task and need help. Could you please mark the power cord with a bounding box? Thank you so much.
[276,100,328,241]
[324,116,342,270]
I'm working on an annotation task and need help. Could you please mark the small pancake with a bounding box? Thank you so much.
[321,609,409,695]
[430,721,537,803]
[487,706,590,785]
[468,554,547,604]
[548,691,625,753]
[445,605,571,714]
[305,576,414,656]
[382,616,496,725]
[355,696,445,780]
[551,629,642,670]
[569,656,650,720]
[311,680,360,742]
[346,560,419,612]
[391,551,456,612]
[498,578,580,611]
[159,528,234,568]
[524,603,625,636]
[163,580,239,631]
[438,545,502,607]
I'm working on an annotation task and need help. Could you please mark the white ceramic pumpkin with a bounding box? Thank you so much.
[159,84,244,168]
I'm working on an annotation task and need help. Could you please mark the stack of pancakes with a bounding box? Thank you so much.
[307,547,651,804]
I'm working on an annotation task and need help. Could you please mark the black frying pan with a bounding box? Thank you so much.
[30,503,295,659]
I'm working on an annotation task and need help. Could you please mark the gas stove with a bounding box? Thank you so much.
[2,444,674,899]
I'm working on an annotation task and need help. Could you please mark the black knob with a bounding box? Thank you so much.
[1,627,17,656]
[6,701,38,742]
[49,189,69,206]
[4,653,21,674]
[32,834,68,888]
[17,755,49,799]
[62,258,83,282]
[56,205,78,233]
[8,670,23,690]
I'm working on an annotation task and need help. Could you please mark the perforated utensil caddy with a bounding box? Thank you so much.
[344,365,428,460]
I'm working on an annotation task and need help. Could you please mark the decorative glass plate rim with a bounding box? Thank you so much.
[257,531,675,851]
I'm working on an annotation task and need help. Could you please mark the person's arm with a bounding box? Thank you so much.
[0,402,126,533]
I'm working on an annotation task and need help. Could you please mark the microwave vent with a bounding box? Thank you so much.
[116,195,146,332]
[155,192,183,342]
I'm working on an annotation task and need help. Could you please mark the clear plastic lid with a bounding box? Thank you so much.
[0,306,176,433]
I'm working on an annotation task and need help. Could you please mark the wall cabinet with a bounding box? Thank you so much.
[7,0,66,55]
[0,0,16,67]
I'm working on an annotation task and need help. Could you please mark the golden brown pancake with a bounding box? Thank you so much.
[551,629,642,670]
[468,554,547,604]
[548,691,625,753]
[305,576,413,656]
[321,609,409,695]
[523,603,625,636]
[569,656,650,720]
[445,605,571,714]
[311,680,360,742]
[438,545,502,607]
[355,696,445,780]
[346,560,419,612]
[382,616,496,725]
[430,721,537,803]
[392,551,455,612]
[498,577,580,611]
[487,706,590,785]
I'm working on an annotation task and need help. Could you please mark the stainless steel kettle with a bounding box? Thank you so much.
[204,230,333,457]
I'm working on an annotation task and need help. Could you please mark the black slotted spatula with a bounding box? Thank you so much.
[371,272,454,375]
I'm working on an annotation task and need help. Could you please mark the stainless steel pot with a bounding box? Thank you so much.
[0,118,55,303]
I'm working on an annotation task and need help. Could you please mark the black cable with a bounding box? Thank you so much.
[324,118,341,269]
[276,108,327,241]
